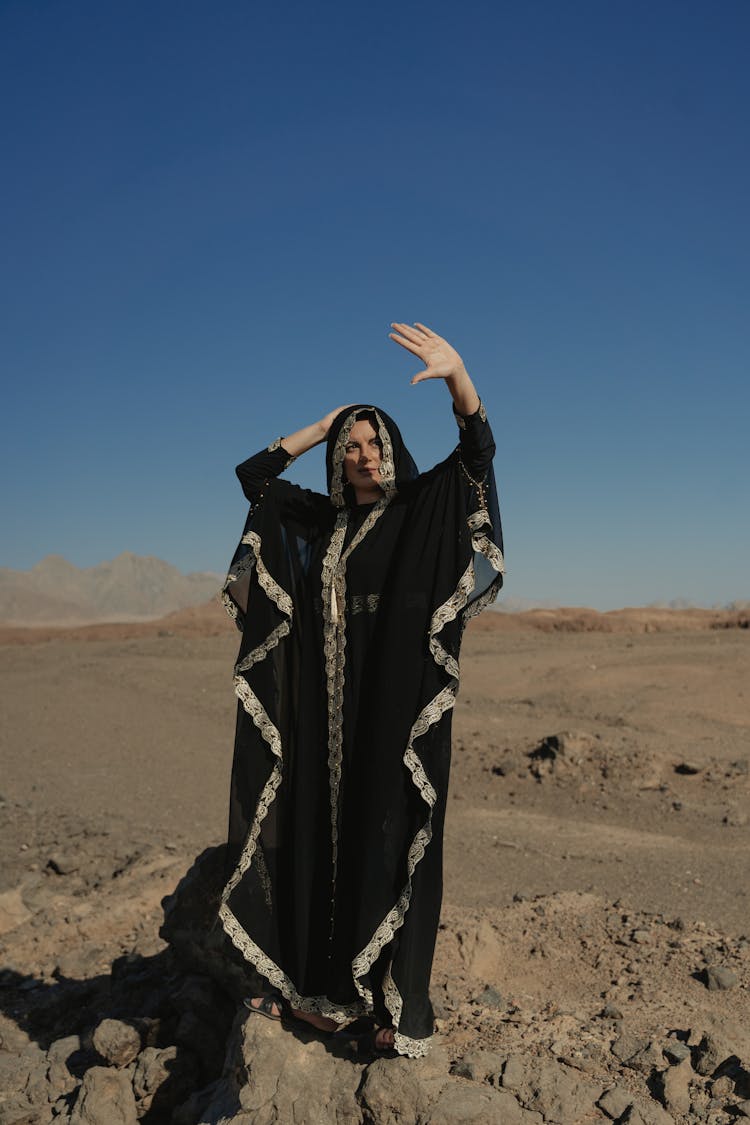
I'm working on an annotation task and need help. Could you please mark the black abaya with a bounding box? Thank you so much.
[220,402,504,1056]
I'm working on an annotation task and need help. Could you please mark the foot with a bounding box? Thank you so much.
[245,996,336,1032]
[290,1007,339,1033]
[245,995,282,1018]
[374,1026,395,1050]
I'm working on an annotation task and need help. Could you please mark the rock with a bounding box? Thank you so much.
[659,1059,691,1116]
[611,1032,649,1064]
[0,888,32,934]
[704,965,738,990]
[199,1013,364,1124]
[457,918,504,979]
[450,1049,505,1084]
[735,1099,750,1118]
[0,1045,49,1117]
[428,1083,534,1123]
[47,854,79,875]
[619,1101,676,1125]
[501,1055,526,1091]
[91,1019,141,1067]
[69,1066,137,1125]
[132,1045,198,1117]
[47,1036,81,1067]
[674,761,702,775]
[662,1040,690,1065]
[597,1085,634,1119]
[474,984,503,1009]
[524,1060,604,1123]
[711,1074,734,1097]
[160,846,259,1000]
[47,1059,78,1097]
[693,1033,737,1077]
[626,1040,664,1075]
[601,1002,623,1019]
[527,730,599,780]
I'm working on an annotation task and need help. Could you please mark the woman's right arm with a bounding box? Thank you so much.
[235,406,353,502]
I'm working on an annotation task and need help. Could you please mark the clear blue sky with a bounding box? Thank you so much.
[2,0,748,609]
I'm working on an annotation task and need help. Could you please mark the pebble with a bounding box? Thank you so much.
[597,1086,634,1120]
[704,965,738,991]
[711,1075,734,1098]
[663,1040,691,1064]
[47,854,79,875]
[501,1055,525,1091]
[474,984,503,1009]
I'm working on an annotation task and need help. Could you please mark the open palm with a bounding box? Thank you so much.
[388,322,466,384]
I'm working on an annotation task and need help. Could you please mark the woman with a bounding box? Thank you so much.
[220,323,504,1057]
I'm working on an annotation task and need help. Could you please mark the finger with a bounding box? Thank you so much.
[410,370,434,384]
[389,331,423,358]
[413,322,438,338]
[390,322,427,345]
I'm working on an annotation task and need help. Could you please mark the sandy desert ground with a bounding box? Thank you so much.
[0,601,748,1122]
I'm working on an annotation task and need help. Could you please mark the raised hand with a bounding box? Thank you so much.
[389,322,480,415]
[388,322,467,384]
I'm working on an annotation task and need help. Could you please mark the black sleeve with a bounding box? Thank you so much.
[235,439,296,503]
[453,400,496,479]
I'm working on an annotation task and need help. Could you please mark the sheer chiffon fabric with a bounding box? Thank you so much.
[220,403,504,1056]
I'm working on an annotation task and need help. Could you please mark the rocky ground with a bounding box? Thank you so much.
[0,603,748,1123]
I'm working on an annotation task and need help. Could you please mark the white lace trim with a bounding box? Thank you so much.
[221,550,258,620]
[395,1031,432,1058]
[267,436,297,469]
[322,498,390,910]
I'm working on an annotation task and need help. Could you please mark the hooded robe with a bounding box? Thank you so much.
[220,401,504,1056]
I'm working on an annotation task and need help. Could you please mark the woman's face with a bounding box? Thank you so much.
[343,418,383,500]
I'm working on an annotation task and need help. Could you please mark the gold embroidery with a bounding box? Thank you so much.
[329,410,360,507]
[349,593,380,614]
[321,498,390,918]
[372,408,397,497]
[267,436,297,469]
[454,399,487,428]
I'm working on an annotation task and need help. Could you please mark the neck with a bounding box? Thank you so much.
[353,484,383,505]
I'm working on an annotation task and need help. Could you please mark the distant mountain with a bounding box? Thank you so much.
[0,553,224,625]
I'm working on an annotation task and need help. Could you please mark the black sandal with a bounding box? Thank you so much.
[244,991,335,1038]
[243,992,284,1022]
[355,1025,398,1058]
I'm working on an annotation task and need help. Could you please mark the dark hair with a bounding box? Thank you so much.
[354,408,378,431]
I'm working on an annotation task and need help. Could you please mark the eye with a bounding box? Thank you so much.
[345,443,359,453]
[372,438,383,449]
